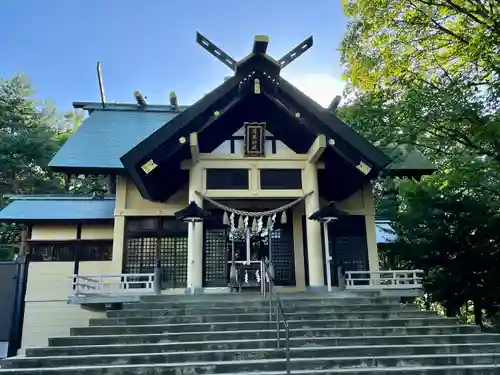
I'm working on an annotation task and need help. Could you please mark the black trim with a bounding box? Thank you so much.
[108,175,117,195]
[206,169,249,190]
[49,166,127,175]
[76,224,82,239]
[74,224,82,277]
[260,169,302,190]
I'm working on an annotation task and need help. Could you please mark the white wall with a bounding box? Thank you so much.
[20,225,112,354]
[212,128,297,157]
[20,261,107,353]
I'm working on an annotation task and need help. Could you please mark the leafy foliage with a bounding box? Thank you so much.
[0,75,64,196]
[339,0,500,325]
[341,0,500,99]
[0,74,97,260]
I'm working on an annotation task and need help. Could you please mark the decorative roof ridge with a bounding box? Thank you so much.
[73,102,190,113]
[3,195,116,201]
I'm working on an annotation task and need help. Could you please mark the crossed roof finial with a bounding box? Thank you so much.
[195,32,313,72]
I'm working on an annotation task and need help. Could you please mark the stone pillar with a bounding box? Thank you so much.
[302,162,325,288]
[187,163,204,293]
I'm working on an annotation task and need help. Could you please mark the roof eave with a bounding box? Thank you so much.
[0,218,114,224]
[277,78,391,171]
[48,164,126,175]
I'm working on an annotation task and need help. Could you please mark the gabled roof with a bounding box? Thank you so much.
[0,196,115,223]
[385,148,437,180]
[49,105,182,174]
[121,44,391,202]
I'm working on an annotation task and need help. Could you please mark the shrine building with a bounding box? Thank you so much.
[0,34,435,352]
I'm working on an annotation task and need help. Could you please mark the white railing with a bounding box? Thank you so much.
[345,270,424,290]
[70,273,155,296]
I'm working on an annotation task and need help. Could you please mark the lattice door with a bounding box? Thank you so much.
[329,215,369,272]
[203,229,228,287]
[123,237,157,275]
[160,236,188,288]
[269,224,295,286]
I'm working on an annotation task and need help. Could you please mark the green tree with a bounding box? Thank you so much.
[341,0,500,97]
[339,0,500,326]
[0,75,64,196]
[0,74,68,259]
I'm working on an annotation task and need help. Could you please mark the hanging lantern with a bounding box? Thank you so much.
[280,210,287,224]
[223,211,229,225]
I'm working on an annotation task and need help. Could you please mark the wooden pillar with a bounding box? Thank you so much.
[292,208,306,290]
[363,184,380,272]
[302,162,324,288]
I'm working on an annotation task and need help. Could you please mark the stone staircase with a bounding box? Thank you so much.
[2,292,500,374]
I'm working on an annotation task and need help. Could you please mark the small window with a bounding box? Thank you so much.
[29,241,113,262]
[126,217,159,232]
[79,241,113,261]
[29,243,75,262]
[162,218,188,231]
[260,169,302,190]
[206,169,249,189]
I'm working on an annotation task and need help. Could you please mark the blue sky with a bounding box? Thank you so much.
[0,1,349,110]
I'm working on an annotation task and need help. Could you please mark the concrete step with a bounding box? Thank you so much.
[137,292,384,303]
[95,310,435,326]
[8,343,500,368]
[74,318,458,336]
[123,297,400,310]
[50,326,480,346]
[110,304,416,317]
[2,353,500,373]
[26,334,500,357]
[2,365,500,374]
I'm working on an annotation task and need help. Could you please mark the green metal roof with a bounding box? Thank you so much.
[0,196,115,222]
[49,107,181,173]
[385,145,437,178]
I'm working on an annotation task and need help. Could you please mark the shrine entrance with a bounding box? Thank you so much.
[203,210,295,288]
[227,228,268,290]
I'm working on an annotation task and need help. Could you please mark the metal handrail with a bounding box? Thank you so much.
[262,258,291,375]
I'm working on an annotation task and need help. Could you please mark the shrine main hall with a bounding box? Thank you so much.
[0,34,434,351]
